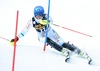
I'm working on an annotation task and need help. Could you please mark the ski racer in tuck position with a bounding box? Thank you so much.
[10,6,92,64]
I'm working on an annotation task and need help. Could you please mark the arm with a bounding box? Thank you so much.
[10,20,33,45]
[40,15,53,25]
[18,20,33,39]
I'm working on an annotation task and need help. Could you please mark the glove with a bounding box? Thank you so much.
[40,20,50,25]
[10,37,19,46]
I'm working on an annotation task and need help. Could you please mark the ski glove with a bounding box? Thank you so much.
[40,20,51,25]
[10,37,19,46]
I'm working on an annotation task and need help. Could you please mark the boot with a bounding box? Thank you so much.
[78,50,92,64]
[61,48,70,62]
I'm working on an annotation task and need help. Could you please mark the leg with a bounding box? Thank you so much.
[47,37,70,58]
[62,42,92,64]
[47,37,62,52]
[62,42,76,51]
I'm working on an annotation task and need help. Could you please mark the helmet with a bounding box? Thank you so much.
[34,6,44,16]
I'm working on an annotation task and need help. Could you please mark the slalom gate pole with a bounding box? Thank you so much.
[12,10,19,71]
[43,0,51,51]
[52,23,92,37]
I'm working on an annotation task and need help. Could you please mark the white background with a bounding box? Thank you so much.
[0,0,100,71]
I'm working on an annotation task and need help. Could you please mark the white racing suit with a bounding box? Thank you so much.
[17,14,92,64]
[18,14,66,52]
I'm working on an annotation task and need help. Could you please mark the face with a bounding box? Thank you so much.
[35,15,43,20]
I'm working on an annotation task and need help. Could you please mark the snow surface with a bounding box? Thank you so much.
[0,0,100,71]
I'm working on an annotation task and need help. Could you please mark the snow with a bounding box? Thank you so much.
[0,0,100,71]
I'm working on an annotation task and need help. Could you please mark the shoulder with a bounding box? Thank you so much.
[42,14,47,20]
[43,14,53,23]
[32,17,35,21]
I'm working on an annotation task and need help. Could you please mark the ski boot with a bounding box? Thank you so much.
[61,48,70,62]
[78,50,92,64]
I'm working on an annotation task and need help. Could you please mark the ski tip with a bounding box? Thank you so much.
[88,60,98,66]
[88,59,92,65]
[65,58,70,62]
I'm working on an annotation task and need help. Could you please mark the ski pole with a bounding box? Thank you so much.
[52,23,92,37]
[0,36,10,41]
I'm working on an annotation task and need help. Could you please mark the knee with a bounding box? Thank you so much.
[62,43,76,51]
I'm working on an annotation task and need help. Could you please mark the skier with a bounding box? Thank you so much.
[10,6,92,64]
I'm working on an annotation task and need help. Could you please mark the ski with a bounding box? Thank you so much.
[65,57,96,66]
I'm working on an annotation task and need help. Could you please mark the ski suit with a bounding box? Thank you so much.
[18,14,76,52]
[10,14,92,64]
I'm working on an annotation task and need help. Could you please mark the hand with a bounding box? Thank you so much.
[40,20,50,25]
[10,37,19,46]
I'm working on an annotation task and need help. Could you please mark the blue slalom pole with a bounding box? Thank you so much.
[43,0,50,51]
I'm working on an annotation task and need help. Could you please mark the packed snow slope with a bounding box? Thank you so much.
[0,0,100,71]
